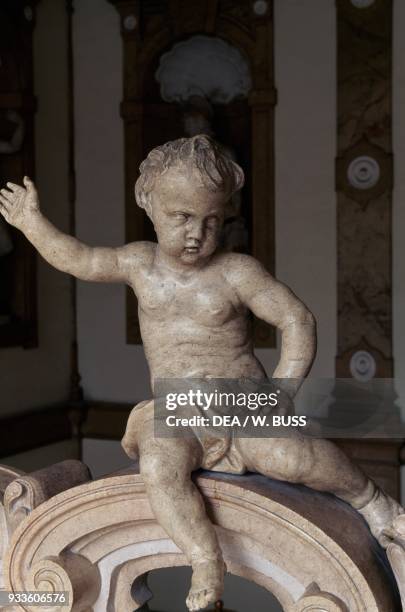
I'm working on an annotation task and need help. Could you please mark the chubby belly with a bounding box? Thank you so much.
[148,350,266,380]
[140,314,266,381]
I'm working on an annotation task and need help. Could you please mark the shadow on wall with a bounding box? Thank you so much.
[147,568,282,611]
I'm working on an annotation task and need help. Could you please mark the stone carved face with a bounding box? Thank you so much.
[150,166,227,265]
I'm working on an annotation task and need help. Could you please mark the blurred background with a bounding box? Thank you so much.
[0,0,404,609]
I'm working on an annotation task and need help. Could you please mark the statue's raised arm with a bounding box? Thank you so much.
[0,177,137,283]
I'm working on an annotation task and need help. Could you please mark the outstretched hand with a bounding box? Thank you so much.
[0,176,39,231]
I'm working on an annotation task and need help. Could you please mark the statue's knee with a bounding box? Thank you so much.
[121,435,138,460]
[140,449,188,488]
[126,400,151,431]
[122,400,153,459]
[140,453,169,485]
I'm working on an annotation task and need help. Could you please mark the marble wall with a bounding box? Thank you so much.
[393,0,405,415]
[336,0,394,379]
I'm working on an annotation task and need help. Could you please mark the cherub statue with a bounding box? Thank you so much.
[0,135,402,611]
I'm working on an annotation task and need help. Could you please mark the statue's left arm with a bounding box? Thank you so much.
[226,254,316,397]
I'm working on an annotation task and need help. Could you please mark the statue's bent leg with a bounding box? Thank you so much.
[125,401,225,611]
[235,434,403,547]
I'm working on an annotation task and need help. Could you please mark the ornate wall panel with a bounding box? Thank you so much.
[109,0,276,347]
[335,0,393,378]
[334,1,401,500]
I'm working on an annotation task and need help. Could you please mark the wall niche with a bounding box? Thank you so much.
[109,0,276,347]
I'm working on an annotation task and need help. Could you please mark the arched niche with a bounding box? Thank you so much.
[109,0,276,347]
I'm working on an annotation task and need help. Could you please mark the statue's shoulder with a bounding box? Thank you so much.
[216,252,268,281]
[135,241,156,256]
[214,253,275,302]
[118,241,156,273]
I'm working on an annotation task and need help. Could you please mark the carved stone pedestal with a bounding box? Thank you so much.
[0,462,401,611]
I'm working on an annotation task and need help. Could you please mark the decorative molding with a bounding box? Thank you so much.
[349,350,377,381]
[252,1,270,17]
[347,156,380,190]
[335,0,394,376]
[3,460,91,534]
[293,582,349,611]
[2,469,401,611]
[155,35,252,104]
[336,338,393,379]
[123,13,138,31]
[386,515,405,609]
[0,465,25,501]
[336,138,393,205]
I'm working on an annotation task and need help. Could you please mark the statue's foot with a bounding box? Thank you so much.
[186,559,225,611]
[358,487,404,548]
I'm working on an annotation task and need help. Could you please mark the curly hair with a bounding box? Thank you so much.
[135,135,244,216]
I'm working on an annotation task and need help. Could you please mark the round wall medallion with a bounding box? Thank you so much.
[350,351,377,381]
[347,156,380,190]
[24,6,33,21]
[123,14,137,31]
[253,0,269,15]
[350,0,375,7]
